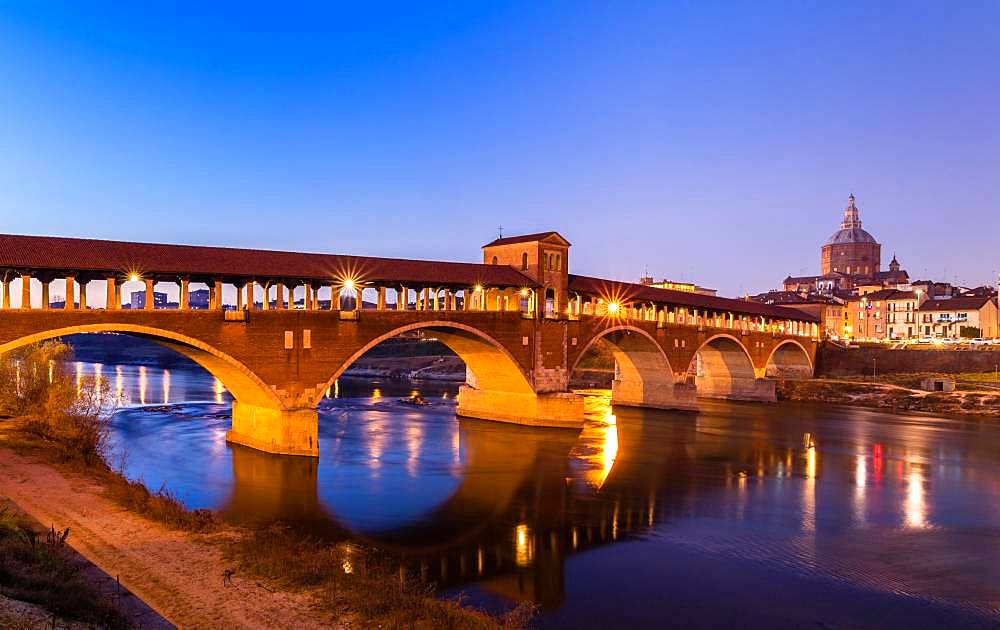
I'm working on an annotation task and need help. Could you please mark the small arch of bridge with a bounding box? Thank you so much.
[313,320,535,408]
[689,334,774,402]
[764,339,815,379]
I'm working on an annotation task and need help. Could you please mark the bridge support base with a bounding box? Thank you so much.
[611,381,700,412]
[456,386,585,429]
[696,377,776,403]
[226,401,319,457]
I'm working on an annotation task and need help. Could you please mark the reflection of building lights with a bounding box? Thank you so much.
[515,524,533,567]
[342,559,353,574]
[406,424,423,478]
[572,528,578,550]
[477,547,485,575]
[138,365,147,405]
[116,365,124,403]
[162,369,170,405]
[75,361,84,395]
[855,454,866,488]
[905,468,927,529]
[214,377,225,404]
[371,387,382,400]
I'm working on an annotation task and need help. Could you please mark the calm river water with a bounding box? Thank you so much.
[70,345,1000,628]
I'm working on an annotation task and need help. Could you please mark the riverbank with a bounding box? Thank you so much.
[777,376,1000,417]
[0,418,525,628]
[0,431,330,627]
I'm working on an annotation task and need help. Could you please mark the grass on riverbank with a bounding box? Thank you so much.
[0,500,130,628]
[225,525,534,629]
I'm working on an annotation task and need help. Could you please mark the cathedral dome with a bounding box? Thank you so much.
[824,194,878,246]
[825,227,877,245]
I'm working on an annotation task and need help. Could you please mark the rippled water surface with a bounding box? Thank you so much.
[70,351,1000,628]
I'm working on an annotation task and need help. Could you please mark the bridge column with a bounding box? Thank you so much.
[1,277,10,309]
[354,287,363,311]
[377,287,386,310]
[227,403,318,457]
[21,274,31,309]
[78,279,87,310]
[396,286,406,310]
[40,280,50,310]
[105,277,120,310]
[144,278,155,310]
[235,282,245,310]
[275,284,285,310]
[260,282,271,310]
[179,277,190,310]
[457,388,584,429]
[63,275,76,310]
[432,288,440,311]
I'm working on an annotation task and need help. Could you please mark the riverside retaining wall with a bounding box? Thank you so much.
[817,342,1000,377]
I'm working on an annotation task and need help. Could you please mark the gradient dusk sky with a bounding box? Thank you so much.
[1,2,997,296]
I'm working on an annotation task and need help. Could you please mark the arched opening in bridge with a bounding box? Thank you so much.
[317,321,581,428]
[765,340,814,379]
[571,327,697,412]
[688,335,775,402]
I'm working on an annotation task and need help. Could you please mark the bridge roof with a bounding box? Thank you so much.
[0,234,537,288]
[568,275,820,322]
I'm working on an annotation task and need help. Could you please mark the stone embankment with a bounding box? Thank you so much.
[777,378,1000,418]
[817,342,1000,377]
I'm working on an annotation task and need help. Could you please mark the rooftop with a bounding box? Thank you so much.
[568,275,819,322]
[482,231,571,248]
[0,233,537,288]
[918,296,997,311]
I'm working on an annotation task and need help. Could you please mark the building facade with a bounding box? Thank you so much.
[917,296,999,339]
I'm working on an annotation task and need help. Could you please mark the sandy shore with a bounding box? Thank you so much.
[0,447,335,629]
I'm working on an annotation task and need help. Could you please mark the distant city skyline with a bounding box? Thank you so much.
[2,2,998,296]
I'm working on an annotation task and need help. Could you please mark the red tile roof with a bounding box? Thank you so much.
[918,296,996,311]
[0,234,537,288]
[483,231,570,248]
[568,275,819,322]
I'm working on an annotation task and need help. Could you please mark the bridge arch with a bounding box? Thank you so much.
[572,326,697,411]
[313,320,535,407]
[764,339,814,379]
[0,323,283,409]
[689,334,774,402]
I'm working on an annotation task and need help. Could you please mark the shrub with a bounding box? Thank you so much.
[1,341,118,465]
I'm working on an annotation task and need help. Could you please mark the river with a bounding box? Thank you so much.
[68,341,1000,628]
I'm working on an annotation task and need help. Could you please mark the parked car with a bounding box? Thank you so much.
[970,338,991,348]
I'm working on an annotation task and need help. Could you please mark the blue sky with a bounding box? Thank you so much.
[2,2,998,295]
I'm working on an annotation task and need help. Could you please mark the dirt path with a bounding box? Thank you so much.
[0,447,334,629]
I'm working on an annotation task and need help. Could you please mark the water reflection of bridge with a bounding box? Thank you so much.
[221,400,844,608]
